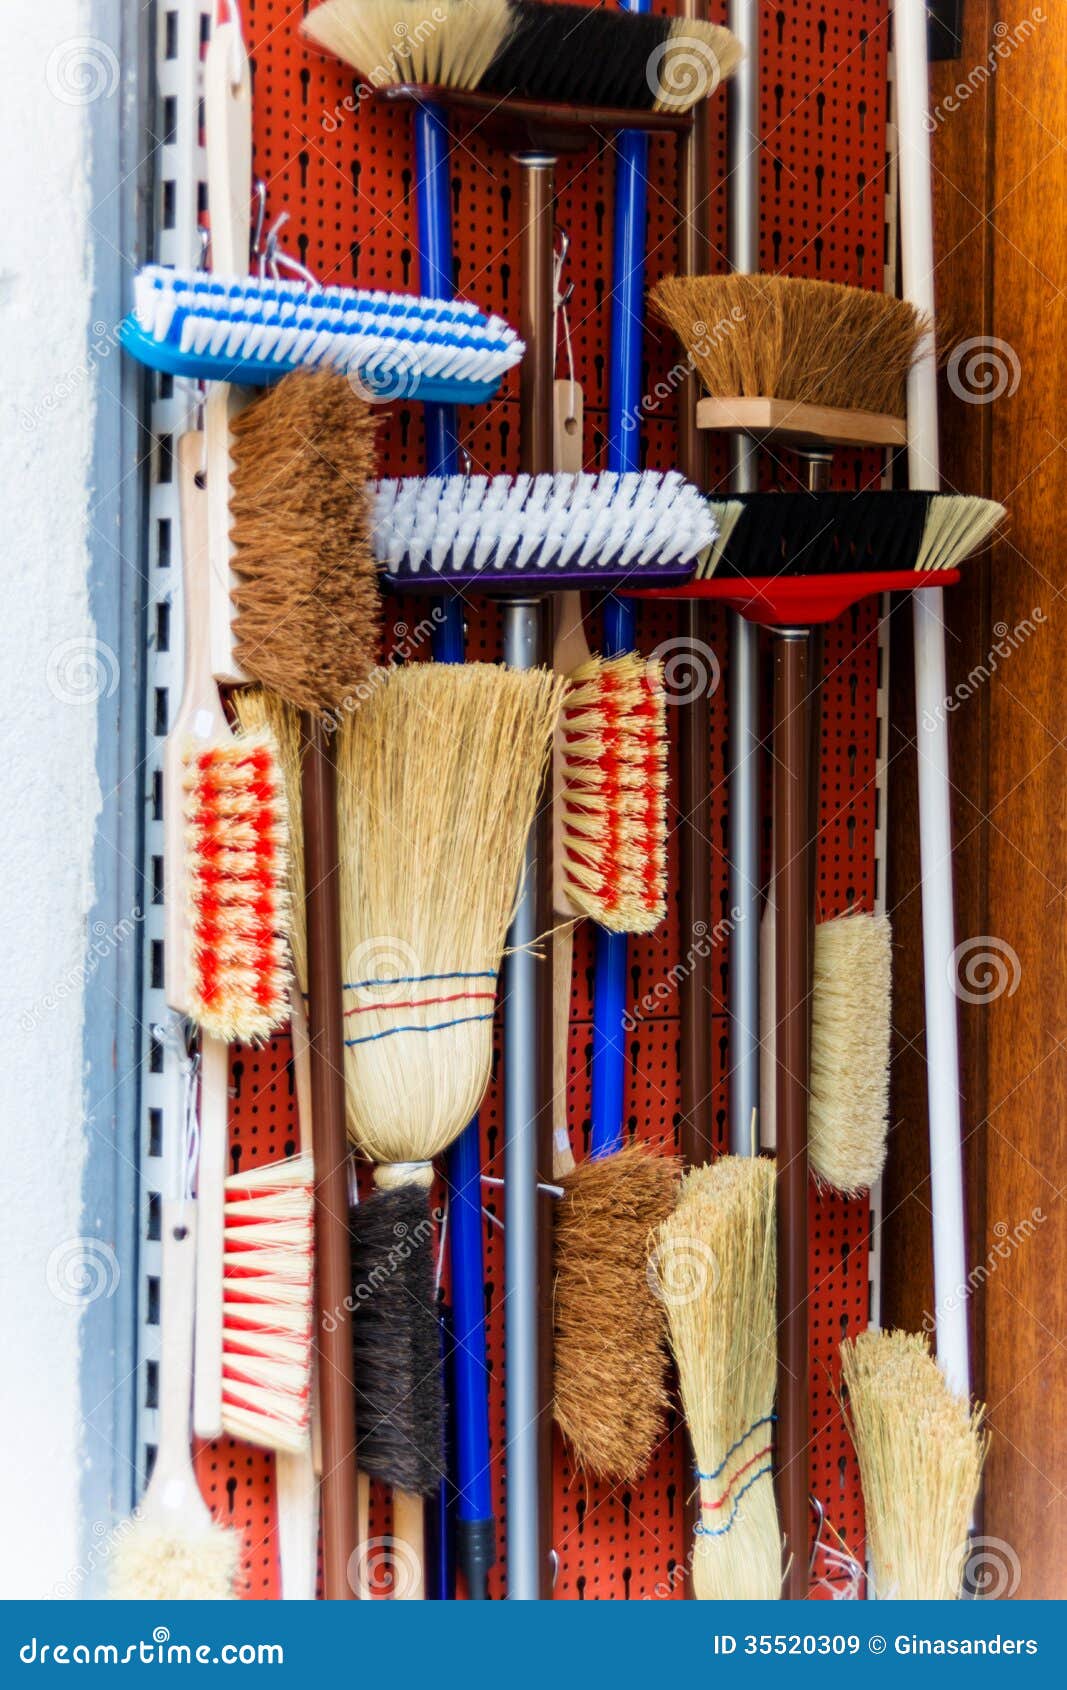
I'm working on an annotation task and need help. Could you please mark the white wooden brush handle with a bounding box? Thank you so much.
[390,1491,426,1601]
[148,1202,211,1529]
[275,1447,319,1600]
[204,19,252,685]
[551,589,589,921]
[193,1031,230,1440]
[164,436,229,1016]
[552,924,575,1178]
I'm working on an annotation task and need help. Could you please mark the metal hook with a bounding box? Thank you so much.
[251,180,268,276]
[262,211,319,288]
[553,227,574,309]
[808,1493,826,1576]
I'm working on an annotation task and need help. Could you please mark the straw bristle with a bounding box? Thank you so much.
[109,1518,240,1600]
[229,369,380,719]
[809,913,892,1196]
[559,654,668,934]
[183,728,291,1043]
[655,1156,780,1600]
[338,662,565,1166]
[918,494,1006,572]
[654,21,744,112]
[304,0,513,92]
[219,1153,315,1455]
[840,1330,988,1599]
[554,1144,680,1481]
[696,497,744,579]
[350,1185,444,1496]
[233,689,306,994]
[650,274,929,417]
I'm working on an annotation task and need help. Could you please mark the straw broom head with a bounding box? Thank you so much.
[338,662,565,1170]
[654,1156,780,1600]
[649,274,929,418]
[840,1329,988,1600]
[809,912,892,1195]
[229,369,380,719]
[554,1143,681,1482]
[110,1520,240,1600]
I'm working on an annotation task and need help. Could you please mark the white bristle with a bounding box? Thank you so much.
[697,498,745,578]
[373,471,718,580]
[127,265,524,387]
[219,1152,314,1454]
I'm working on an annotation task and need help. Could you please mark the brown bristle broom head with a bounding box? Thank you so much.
[809,912,892,1196]
[229,369,380,719]
[337,662,565,1167]
[840,1330,988,1599]
[553,1143,680,1482]
[654,1156,780,1600]
[559,653,668,935]
[649,274,929,418]
[233,688,306,994]
[183,728,292,1043]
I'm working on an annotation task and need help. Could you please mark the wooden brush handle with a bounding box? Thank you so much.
[192,1031,229,1440]
[276,1446,319,1601]
[204,19,252,685]
[164,436,228,1018]
[390,1492,426,1601]
[552,924,575,1178]
[302,719,359,1600]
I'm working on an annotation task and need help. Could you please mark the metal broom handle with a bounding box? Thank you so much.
[893,0,972,1402]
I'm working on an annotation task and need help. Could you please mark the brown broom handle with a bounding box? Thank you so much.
[676,0,713,1172]
[773,632,811,1600]
[302,717,359,1600]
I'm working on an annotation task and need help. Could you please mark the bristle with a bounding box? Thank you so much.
[481,6,739,113]
[219,1153,314,1454]
[109,1519,240,1600]
[650,275,929,417]
[304,0,513,93]
[125,264,523,393]
[229,370,381,719]
[840,1330,988,1599]
[372,470,715,586]
[809,913,892,1195]
[233,689,306,993]
[705,491,934,578]
[349,1185,445,1496]
[305,1,739,113]
[337,663,565,1166]
[654,1157,780,1600]
[695,497,743,579]
[559,653,668,934]
[554,1144,680,1482]
[918,494,1006,572]
[183,728,291,1043]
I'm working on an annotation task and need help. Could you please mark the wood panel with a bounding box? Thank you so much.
[885,0,1067,1598]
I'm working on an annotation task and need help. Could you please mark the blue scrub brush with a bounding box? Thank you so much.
[120,265,524,404]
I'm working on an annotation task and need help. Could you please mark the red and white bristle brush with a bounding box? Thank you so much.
[559,651,668,935]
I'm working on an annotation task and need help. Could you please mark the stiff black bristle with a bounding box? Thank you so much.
[705,491,933,578]
[349,1185,444,1497]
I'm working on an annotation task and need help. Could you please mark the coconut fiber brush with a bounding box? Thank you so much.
[305,0,742,114]
[226,366,381,1600]
[841,1330,987,1599]
[654,1156,779,1600]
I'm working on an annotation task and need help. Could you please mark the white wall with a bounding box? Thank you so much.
[0,0,100,1599]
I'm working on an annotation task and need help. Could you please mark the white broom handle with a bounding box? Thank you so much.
[894,0,971,1400]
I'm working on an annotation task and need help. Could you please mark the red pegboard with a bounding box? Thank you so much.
[188,0,895,1599]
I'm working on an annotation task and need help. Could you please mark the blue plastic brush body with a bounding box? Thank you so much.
[416,99,496,1598]
[589,0,648,1162]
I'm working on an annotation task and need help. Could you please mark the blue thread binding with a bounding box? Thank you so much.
[694,1414,777,1484]
[694,1465,775,1539]
[344,1011,495,1047]
[343,970,495,991]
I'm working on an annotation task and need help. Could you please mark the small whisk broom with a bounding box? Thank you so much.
[841,1329,987,1599]
[654,1156,780,1600]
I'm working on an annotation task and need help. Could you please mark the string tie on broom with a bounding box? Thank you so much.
[342,969,498,1046]
[694,1415,777,1539]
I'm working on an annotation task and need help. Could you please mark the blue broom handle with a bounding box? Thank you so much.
[590,0,648,1160]
[416,102,495,1567]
